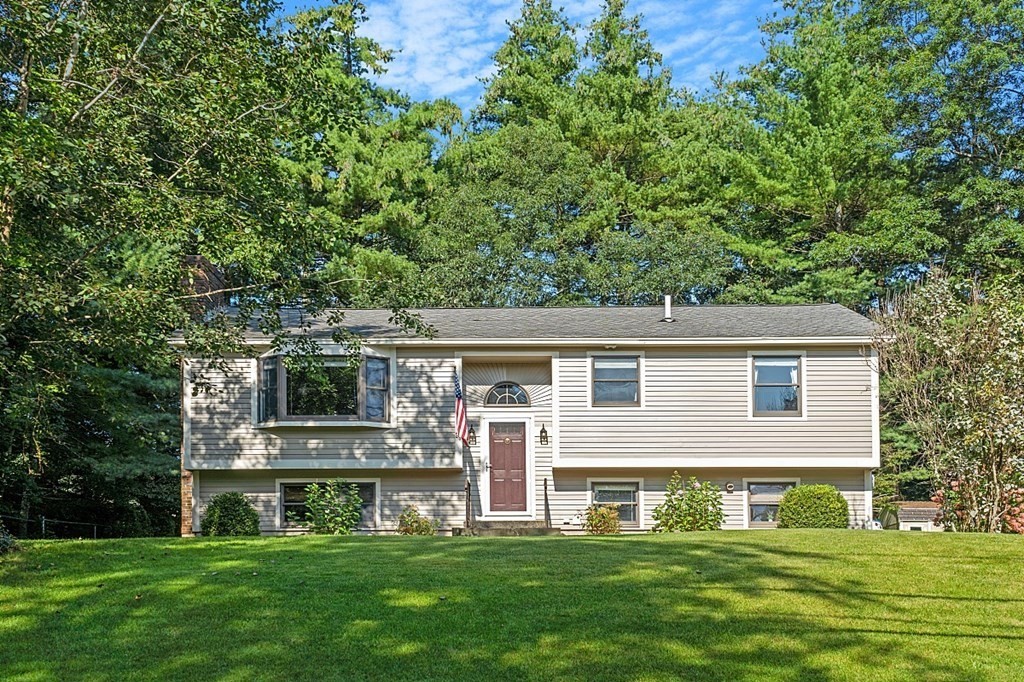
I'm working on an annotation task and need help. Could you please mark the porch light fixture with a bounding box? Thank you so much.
[539,424,549,445]
[467,425,477,446]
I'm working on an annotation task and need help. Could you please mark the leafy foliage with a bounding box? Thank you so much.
[397,505,440,536]
[652,473,725,532]
[0,520,18,554]
[200,493,261,537]
[584,503,621,535]
[0,0,430,533]
[296,480,363,535]
[874,272,1024,532]
[777,485,850,529]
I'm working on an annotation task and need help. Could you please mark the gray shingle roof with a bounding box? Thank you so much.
[248,304,873,341]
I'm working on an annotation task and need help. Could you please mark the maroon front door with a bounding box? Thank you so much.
[489,422,527,512]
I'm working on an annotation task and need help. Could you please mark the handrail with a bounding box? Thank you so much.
[544,477,552,528]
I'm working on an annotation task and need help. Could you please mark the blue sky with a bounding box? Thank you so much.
[281,1,779,110]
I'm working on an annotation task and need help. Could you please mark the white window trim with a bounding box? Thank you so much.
[183,359,194,470]
[483,381,532,407]
[747,350,808,421]
[477,414,536,521]
[251,347,397,428]
[587,477,645,530]
[741,477,801,529]
[586,350,646,409]
[274,477,382,531]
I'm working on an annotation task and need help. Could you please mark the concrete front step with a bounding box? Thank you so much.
[453,520,562,537]
[473,520,551,530]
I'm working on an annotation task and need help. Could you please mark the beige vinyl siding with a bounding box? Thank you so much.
[556,347,875,465]
[194,467,869,534]
[546,468,870,530]
[187,349,460,470]
[194,469,465,533]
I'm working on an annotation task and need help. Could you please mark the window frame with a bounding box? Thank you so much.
[748,352,806,420]
[275,478,381,531]
[589,353,643,408]
[256,352,392,426]
[484,382,531,407]
[587,477,644,529]
[743,477,799,529]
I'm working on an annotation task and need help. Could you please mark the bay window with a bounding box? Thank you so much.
[258,355,390,423]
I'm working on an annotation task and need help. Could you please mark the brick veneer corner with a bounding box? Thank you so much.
[181,469,194,537]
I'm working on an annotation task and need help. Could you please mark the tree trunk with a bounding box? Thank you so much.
[18,486,31,538]
[0,186,12,246]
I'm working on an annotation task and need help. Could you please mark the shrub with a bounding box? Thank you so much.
[298,479,363,535]
[584,503,621,534]
[0,520,19,555]
[1002,487,1024,534]
[200,493,261,536]
[652,472,725,532]
[397,505,440,536]
[777,485,849,528]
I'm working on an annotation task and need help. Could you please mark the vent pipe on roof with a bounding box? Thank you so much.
[663,294,674,322]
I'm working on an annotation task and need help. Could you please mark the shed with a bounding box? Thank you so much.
[894,501,942,531]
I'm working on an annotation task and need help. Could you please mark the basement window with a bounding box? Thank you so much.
[281,481,378,529]
[747,481,797,528]
[591,481,641,528]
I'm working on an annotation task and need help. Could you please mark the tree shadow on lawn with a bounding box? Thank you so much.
[1,534,1021,681]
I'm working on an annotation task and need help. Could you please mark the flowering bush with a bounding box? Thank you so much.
[584,504,621,534]
[397,505,440,535]
[1003,488,1024,534]
[934,484,1024,534]
[298,480,364,535]
[652,472,724,532]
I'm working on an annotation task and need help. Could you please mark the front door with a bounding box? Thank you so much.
[489,422,527,512]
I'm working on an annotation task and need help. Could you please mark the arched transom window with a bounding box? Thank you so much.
[485,382,530,406]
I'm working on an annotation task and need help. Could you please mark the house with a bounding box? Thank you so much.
[174,299,879,535]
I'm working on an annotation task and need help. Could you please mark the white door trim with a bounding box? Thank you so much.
[478,415,535,520]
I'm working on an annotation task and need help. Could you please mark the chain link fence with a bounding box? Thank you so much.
[0,513,112,539]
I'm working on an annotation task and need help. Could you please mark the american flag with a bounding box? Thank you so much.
[453,368,470,446]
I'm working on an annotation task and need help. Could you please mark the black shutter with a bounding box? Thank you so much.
[259,357,279,421]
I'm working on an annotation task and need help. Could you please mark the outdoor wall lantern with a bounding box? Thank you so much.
[467,425,477,446]
[539,424,549,445]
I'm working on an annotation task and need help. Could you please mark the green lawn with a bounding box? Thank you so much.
[1,532,1022,681]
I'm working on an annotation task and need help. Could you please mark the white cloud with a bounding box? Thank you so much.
[359,0,775,108]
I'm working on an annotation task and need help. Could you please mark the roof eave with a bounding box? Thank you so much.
[171,335,874,349]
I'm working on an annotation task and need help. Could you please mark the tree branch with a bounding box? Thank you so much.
[68,4,170,125]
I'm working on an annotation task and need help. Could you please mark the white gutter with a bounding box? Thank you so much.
[169,335,873,348]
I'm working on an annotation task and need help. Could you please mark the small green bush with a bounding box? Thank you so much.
[777,485,849,528]
[201,493,261,536]
[652,472,725,532]
[0,520,19,555]
[397,505,440,535]
[584,504,621,534]
[297,479,363,535]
